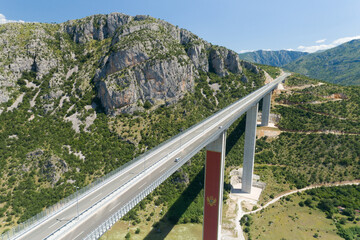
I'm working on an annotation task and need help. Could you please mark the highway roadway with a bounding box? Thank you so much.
[14,72,290,240]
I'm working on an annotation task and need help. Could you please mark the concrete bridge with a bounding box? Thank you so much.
[3,72,290,240]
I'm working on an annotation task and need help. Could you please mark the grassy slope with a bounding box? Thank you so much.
[247,185,360,240]
[247,194,340,240]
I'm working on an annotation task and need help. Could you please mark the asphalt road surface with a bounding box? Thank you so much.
[15,72,290,240]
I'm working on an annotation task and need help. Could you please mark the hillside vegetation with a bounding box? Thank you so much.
[234,70,360,240]
[0,12,359,240]
[252,72,360,204]
[239,50,308,67]
[102,69,360,239]
[285,39,360,85]
[0,13,265,234]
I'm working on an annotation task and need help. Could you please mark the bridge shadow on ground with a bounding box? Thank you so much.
[143,168,204,240]
[143,117,246,239]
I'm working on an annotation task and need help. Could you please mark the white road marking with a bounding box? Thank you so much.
[48,221,60,229]
[109,201,123,212]
[90,193,102,201]
[137,182,147,190]
[73,231,84,240]
[16,73,289,240]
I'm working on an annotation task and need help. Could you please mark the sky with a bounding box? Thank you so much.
[1,0,360,53]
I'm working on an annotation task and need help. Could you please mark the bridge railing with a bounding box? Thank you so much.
[1,86,238,240]
[2,74,285,240]
[81,76,286,240]
[83,127,208,240]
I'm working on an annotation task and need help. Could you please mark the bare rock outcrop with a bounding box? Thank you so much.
[63,13,133,43]
[209,47,242,77]
[96,56,196,114]
[241,60,259,74]
[0,12,260,115]
[40,156,68,185]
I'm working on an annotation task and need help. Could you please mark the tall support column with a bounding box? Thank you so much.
[242,104,258,193]
[261,91,272,126]
[203,131,226,240]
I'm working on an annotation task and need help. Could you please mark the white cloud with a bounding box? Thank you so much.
[239,49,255,53]
[298,44,333,53]
[0,14,24,24]
[315,39,326,44]
[298,35,360,53]
[239,49,272,53]
[333,35,360,45]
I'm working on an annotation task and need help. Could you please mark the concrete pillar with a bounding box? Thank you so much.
[203,131,226,240]
[242,104,258,193]
[261,91,272,126]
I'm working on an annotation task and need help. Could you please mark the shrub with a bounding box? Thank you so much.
[144,100,152,109]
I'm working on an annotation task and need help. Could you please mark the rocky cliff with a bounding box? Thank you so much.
[0,13,259,115]
[0,13,266,230]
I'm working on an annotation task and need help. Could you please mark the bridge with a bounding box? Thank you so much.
[4,72,290,240]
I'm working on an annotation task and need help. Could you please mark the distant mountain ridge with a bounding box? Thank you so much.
[284,39,360,85]
[239,50,308,67]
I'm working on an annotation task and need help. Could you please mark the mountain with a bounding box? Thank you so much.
[0,13,256,116]
[285,39,360,85]
[0,13,265,232]
[1,12,359,239]
[238,50,308,67]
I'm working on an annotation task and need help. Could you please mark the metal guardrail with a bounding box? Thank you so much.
[83,131,207,240]
[2,95,226,240]
[2,73,288,240]
[44,149,176,240]
[82,75,288,239]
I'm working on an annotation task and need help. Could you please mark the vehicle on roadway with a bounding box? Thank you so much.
[175,157,180,162]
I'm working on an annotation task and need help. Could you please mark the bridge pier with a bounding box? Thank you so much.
[261,91,272,126]
[203,131,226,240]
[242,104,258,193]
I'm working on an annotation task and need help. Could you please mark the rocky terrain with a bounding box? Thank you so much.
[0,13,265,232]
[0,13,259,115]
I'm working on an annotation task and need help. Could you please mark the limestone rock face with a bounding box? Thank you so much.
[210,49,227,77]
[40,156,68,185]
[81,14,248,114]
[241,60,259,74]
[187,43,209,72]
[97,45,150,78]
[0,12,261,114]
[63,13,133,43]
[209,47,243,77]
[96,56,196,114]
